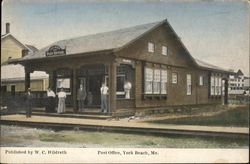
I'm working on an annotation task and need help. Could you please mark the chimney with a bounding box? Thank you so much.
[6,23,10,34]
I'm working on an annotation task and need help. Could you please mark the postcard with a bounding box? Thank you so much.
[1,0,249,163]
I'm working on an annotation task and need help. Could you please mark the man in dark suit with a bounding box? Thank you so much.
[25,88,33,118]
[77,84,86,112]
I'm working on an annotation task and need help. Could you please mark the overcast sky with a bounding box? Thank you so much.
[2,0,249,75]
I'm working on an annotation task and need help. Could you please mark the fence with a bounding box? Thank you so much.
[228,95,250,104]
[1,91,47,110]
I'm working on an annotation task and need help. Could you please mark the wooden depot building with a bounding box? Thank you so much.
[10,19,233,115]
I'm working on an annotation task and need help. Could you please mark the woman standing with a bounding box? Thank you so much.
[46,87,56,113]
[57,88,67,114]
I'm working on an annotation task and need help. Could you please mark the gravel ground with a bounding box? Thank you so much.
[1,125,248,148]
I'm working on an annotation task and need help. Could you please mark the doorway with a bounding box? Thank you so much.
[11,85,15,97]
[86,75,102,107]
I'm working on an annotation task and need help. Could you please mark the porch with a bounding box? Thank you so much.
[22,53,136,114]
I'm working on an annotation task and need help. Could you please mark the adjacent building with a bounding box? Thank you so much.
[1,23,48,94]
[229,69,250,94]
[10,19,233,114]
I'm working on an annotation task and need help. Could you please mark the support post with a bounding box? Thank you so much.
[25,69,31,92]
[48,71,55,91]
[108,62,117,114]
[73,68,77,113]
[224,79,228,105]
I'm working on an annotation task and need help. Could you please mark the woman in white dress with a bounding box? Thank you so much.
[57,88,67,113]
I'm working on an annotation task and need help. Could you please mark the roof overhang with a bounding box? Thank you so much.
[197,65,235,75]
[8,49,114,65]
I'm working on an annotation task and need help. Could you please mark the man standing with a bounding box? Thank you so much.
[46,87,56,113]
[77,84,86,112]
[25,88,33,118]
[100,82,108,113]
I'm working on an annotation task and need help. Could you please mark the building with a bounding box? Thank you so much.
[229,69,249,94]
[244,77,250,91]
[1,23,48,94]
[10,19,233,114]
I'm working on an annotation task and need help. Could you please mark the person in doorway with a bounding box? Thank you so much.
[87,91,93,106]
[46,87,56,113]
[25,88,33,118]
[57,88,67,114]
[100,82,109,113]
[124,80,132,99]
[77,84,87,112]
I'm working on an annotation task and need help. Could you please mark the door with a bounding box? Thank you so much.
[87,75,102,107]
[11,85,15,96]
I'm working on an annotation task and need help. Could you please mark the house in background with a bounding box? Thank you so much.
[1,23,48,94]
[228,69,249,95]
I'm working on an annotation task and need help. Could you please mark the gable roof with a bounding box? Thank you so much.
[25,44,38,52]
[23,21,162,60]
[11,19,232,74]
[236,69,244,76]
[1,33,37,53]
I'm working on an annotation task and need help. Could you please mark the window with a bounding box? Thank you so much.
[56,78,71,94]
[153,69,161,94]
[172,73,178,84]
[210,75,215,95]
[144,68,167,94]
[105,75,126,95]
[162,45,167,55]
[199,76,204,86]
[187,74,192,95]
[218,77,222,95]
[161,70,167,94]
[145,68,153,94]
[148,42,154,52]
[210,74,222,96]
[215,76,219,95]
[116,75,125,95]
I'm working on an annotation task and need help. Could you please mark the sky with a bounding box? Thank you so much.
[2,0,249,76]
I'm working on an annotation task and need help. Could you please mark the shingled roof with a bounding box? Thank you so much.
[194,58,233,73]
[14,19,232,73]
[24,21,161,60]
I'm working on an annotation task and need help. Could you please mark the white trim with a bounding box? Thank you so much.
[162,45,167,55]
[148,42,155,53]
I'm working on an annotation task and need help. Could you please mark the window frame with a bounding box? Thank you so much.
[186,74,192,95]
[161,45,167,56]
[56,78,71,95]
[153,69,161,94]
[199,75,204,86]
[210,73,222,96]
[161,70,167,94]
[148,42,155,53]
[144,68,154,94]
[105,75,126,95]
[172,72,178,84]
[144,67,168,95]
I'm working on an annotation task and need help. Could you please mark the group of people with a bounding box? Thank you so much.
[78,82,108,113]
[24,80,132,117]
[45,87,67,114]
[25,87,67,118]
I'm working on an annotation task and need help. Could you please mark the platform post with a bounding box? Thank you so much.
[108,61,117,114]
[73,68,77,113]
